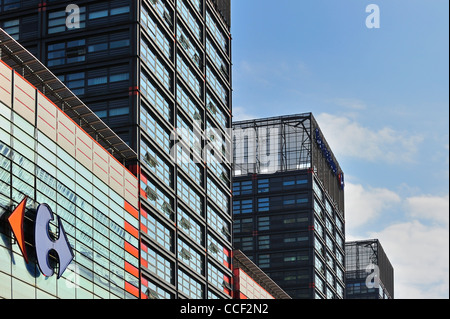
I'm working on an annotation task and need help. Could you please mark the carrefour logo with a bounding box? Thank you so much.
[8,197,74,279]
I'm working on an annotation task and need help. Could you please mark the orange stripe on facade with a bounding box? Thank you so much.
[124,241,139,258]
[124,221,139,239]
[124,201,139,219]
[124,261,139,278]
[124,282,139,298]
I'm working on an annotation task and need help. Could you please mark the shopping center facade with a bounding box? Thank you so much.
[0,37,140,298]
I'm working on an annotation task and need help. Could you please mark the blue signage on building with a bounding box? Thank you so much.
[315,128,345,190]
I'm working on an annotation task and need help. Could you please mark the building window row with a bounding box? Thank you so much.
[177,0,202,42]
[147,0,173,31]
[233,199,253,215]
[90,98,130,121]
[207,234,230,269]
[257,250,310,269]
[176,143,203,186]
[140,207,173,252]
[257,193,309,212]
[233,180,252,196]
[177,53,202,99]
[141,276,173,299]
[141,39,172,91]
[56,66,130,97]
[176,114,202,158]
[140,71,172,123]
[178,238,203,275]
[207,262,231,296]
[207,205,231,241]
[141,4,172,59]
[177,206,203,246]
[48,4,130,34]
[141,174,174,220]
[141,243,173,285]
[177,83,203,129]
[206,37,229,83]
[47,33,130,67]
[206,65,227,107]
[207,177,229,215]
[140,137,173,188]
[206,148,230,186]
[178,268,203,299]
[177,22,202,70]
[206,120,230,163]
[177,176,203,215]
[140,104,172,154]
[206,93,228,128]
[206,9,228,55]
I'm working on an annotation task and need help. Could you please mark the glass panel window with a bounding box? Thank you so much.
[206,65,227,106]
[177,53,202,98]
[176,144,202,186]
[177,22,202,69]
[177,0,201,41]
[207,177,229,215]
[206,10,227,54]
[141,244,173,284]
[178,269,203,299]
[140,138,172,188]
[141,4,172,59]
[141,39,172,90]
[177,177,203,215]
[178,239,203,275]
[140,208,172,252]
[206,37,228,81]
[140,105,172,154]
[177,206,203,245]
[208,205,230,240]
[140,71,172,122]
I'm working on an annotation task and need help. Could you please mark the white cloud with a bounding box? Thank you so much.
[347,188,450,299]
[316,113,424,164]
[370,218,449,299]
[232,106,257,122]
[345,182,401,231]
[405,195,449,226]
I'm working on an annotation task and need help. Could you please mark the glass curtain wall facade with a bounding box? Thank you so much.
[1,0,233,299]
[232,114,345,299]
[0,58,140,299]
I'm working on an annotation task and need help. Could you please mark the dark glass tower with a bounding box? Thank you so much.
[232,113,345,299]
[345,239,394,299]
[1,0,233,299]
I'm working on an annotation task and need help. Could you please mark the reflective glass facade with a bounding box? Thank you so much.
[0,60,140,299]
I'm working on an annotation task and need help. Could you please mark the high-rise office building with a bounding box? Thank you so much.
[1,0,233,299]
[345,239,394,299]
[232,113,346,299]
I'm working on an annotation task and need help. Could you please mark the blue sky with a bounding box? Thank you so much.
[231,0,449,299]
